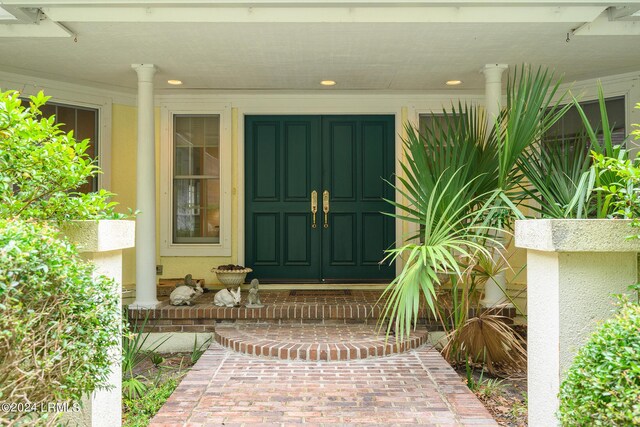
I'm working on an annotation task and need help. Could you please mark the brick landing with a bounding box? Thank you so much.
[150,342,498,426]
[214,323,428,361]
[128,290,433,333]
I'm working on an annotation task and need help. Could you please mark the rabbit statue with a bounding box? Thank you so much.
[169,280,204,306]
[213,287,241,307]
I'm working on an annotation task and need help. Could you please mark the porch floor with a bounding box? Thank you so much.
[149,342,497,427]
[129,290,432,333]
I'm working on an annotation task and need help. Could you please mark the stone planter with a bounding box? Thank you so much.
[515,219,640,427]
[212,268,252,288]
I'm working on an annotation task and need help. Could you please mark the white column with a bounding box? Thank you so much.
[131,64,159,308]
[480,63,510,308]
[483,64,508,125]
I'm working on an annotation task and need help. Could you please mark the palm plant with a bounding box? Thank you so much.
[380,65,570,368]
[380,170,503,341]
[517,133,593,218]
[517,83,632,220]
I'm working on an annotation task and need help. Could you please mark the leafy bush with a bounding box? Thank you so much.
[558,299,640,426]
[0,89,122,221]
[0,219,120,424]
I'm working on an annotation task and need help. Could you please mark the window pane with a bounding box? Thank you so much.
[173,115,221,244]
[546,96,626,145]
[20,99,99,193]
[56,105,76,134]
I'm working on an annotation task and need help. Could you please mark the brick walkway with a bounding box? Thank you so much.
[150,342,498,426]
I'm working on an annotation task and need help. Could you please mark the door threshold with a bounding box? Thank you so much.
[239,283,389,290]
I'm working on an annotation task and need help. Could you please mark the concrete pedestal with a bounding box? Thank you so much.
[61,220,135,427]
[515,219,640,426]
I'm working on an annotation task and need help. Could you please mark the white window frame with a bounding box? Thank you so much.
[2,81,113,191]
[160,101,232,256]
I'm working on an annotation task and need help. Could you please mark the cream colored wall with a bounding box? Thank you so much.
[111,104,137,289]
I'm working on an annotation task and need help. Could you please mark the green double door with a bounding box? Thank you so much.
[245,115,395,283]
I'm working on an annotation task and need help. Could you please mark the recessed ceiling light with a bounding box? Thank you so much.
[446,80,463,86]
[167,79,183,85]
[320,80,336,86]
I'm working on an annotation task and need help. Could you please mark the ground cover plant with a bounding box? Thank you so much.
[122,335,211,427]
[0,89,125,425]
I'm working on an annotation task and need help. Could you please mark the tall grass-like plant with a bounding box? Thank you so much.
[122,311,171,399]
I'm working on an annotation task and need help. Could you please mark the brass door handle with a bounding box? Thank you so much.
[311,190,318,228]
[323,190,330,228]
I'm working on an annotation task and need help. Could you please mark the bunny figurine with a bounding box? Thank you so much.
[169,280,204,306]
[213,287,241,307]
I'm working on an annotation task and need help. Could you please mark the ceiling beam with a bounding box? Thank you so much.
[34,5,607,23]
[0,5,39,23]
[608,5,640,20]
[0,0,639,5]
[573,8,640,34]
[0,16,72,36]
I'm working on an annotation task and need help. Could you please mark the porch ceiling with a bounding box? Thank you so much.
[1,8,640,91]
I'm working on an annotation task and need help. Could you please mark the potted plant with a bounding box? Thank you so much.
[211,264,253,288]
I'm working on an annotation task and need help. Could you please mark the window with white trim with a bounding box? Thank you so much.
[160,103,231,256]
[173,115,221,244]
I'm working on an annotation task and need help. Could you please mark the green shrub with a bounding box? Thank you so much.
[558,299,640,426]
[0,89,122,221]
[0,219,120,424]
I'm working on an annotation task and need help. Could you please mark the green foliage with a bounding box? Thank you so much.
[0,219,120,425]
[518,83,636,220]
[191,335,212,364]
[498,65,571,200]
[558,299,640,426]
[123,375,181,427]
[465,360,485,392]
[517,133,594,218]
[122,310,172,399]
[592,153,640,226]
[0,89,124,221]
[380,171,501,341]
[381,65,568,350]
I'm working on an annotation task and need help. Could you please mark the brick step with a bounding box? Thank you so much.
[214,323,428,361]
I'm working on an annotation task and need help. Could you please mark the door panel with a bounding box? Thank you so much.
[245,116,321,281]
[245,115,395,283]
[321,116,395,281]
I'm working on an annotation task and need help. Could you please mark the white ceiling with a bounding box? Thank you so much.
[1,19,640,91]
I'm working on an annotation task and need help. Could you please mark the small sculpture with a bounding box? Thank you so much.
[169,280,203,306]
[213,287,241,307]
[245,279,264,308]
[177,274,196,288]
